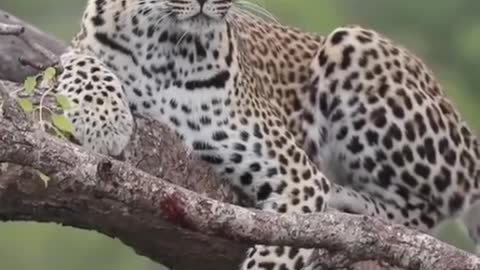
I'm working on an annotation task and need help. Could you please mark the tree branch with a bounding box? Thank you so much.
[0,79,246,270]
[0,86,479,270]
[0,10,65,82]
[0,8,478,270]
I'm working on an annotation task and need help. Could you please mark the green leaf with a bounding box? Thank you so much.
[23,76,37,94]
[43,67,57,82]
[51,114,74,134]
[17,98,34,113]
[55,94,71,111]
[35,170,51,187]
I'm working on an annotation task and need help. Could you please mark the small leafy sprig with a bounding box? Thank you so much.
[17,67,74,139]
[17,67,75,187]
[2,21,64,188]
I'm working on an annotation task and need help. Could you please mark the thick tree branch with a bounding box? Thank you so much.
[0,79,246,270]
[0,87,479,270]
[0,8,478,270]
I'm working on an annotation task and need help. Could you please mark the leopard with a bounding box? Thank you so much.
[58,0,335,269]
[51,0,480,269]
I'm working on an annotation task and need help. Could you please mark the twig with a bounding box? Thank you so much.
[0,22,24,35]
[0,21,59,71]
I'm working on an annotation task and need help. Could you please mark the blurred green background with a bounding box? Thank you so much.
[1,0,480,269]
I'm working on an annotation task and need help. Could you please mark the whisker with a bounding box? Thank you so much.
[155,11,173,27]
[241,0,266,5]
[225,12,239,28]
[235,0,279,23]
[230,6,268,24]
[176,31,189,47]
[232,5,268,24]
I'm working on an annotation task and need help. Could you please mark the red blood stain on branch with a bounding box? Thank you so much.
[159,192,193,230]
[96,160,193,230]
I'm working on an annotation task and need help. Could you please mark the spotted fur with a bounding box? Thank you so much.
[56,50,133,156]
[55,0,480,269]
[304,26,480,246]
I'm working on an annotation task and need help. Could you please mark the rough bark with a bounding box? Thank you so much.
[0,10,66,82]
[0,8,478,270]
